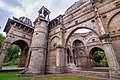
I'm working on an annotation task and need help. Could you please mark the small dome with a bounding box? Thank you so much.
[19,17,32,26]
[64,0,88,15]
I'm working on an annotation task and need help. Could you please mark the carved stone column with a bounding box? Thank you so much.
[56,45,65,74]
[92,4,120,79]
[55,16,67,74]
[100,34,120,79]
[0,36,12,70]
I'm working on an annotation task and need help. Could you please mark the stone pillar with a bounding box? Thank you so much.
[26,6,50,74]
[95,7,120,79]
[0,41,11,70]
[55,16,67,74]
[56,45,65,74]
[100,34,120,79]
[18,53,26,67]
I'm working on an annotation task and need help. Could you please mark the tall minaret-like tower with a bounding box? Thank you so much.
[27,6,50,74]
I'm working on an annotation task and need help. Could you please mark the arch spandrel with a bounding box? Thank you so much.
[49,36,60,50]
[64,26,99,47]
[107,11,120,66]
[108,12,120,35]
[68,34,86,47]
[6,36,31,47]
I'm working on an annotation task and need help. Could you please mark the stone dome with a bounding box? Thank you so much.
[19,17,32,26]
[64,0,88,15]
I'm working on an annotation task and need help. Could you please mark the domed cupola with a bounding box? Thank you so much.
[19,17,32,26]
[64,0,88,15]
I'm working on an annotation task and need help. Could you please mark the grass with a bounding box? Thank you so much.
[0,72,102,80]
[0,72,30,80]
[3,64,18,68]
[33,75,99,80]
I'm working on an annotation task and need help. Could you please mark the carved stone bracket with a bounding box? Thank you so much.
[99,34,111,42]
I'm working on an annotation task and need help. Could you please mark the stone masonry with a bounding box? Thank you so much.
[0,0,120,79]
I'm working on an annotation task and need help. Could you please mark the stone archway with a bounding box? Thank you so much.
[65,27,99,47]
[46,36,60,73]
[1,40,29,68]
[11,40,29,67]
[0,16,33,70]
[65,28,98,68]
[72,40,86,67]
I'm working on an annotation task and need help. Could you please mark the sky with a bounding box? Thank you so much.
[0,0,79,35]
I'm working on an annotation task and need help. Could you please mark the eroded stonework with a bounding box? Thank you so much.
[0,0,120,79]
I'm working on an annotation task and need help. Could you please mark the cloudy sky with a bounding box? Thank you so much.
[0,0,79,35]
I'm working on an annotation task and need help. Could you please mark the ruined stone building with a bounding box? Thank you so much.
[0,0,120,79]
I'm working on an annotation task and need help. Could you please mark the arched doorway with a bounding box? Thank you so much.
[72,40,87,67]
[89,47,108,67]
[66,28,98,68]
[3,40,29,68]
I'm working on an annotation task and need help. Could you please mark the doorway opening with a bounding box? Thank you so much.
[90,47,108,67]
[3,40,29,68]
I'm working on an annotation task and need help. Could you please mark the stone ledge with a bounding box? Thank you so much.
[67,69,110,79]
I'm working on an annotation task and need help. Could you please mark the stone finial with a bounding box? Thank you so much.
[38,6,50,20]
[34,6,51,25]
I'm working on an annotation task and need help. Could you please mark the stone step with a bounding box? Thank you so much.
[68,69,110,79]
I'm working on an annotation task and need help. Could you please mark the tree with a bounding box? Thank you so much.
[0,33,20,66]
[93,50,108,67]
[93,51,105,62]
[0,34,5,48]
[4,44,21,65]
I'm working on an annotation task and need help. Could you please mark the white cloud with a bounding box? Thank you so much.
[0,0,79,21]
[0,0,79,36]
[0,1,6,8]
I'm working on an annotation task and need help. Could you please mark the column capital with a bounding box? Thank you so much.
[99,34,111,42]
[56,45,64,49]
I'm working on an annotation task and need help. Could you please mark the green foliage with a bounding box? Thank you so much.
[3,44,20,65]
[101,56,108,67]
[93,51,108,67]
[93,51,105,62]
[0,33,21,66]
[0,33,5,48]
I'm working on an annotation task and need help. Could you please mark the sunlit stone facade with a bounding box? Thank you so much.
[0,0,120,79]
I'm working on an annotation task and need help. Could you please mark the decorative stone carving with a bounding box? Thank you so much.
[114,1,120,8]
[99,34,111,42]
